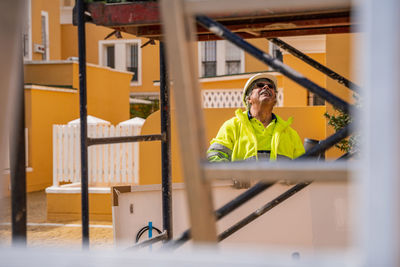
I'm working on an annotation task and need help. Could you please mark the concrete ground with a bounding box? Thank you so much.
[0,191,113,249]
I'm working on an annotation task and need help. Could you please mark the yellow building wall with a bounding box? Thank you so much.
[245,38,271,73]
[325,33,357,158]
[47,192,112,221]
[25,88,78,192]
[25,63,73,86]
[139,106,326,185]
[31,0,61,60]
[21,62,131,192]
[77,64,131,124]
[283,53,326,107]
[61,24,160,94]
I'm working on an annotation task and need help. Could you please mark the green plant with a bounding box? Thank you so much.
[130,99,159,119]
[324,108,359,153]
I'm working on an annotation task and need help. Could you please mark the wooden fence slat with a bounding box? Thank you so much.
[127,125,133,184]
[109,125,115,184]
[53,125,58,187]
[115,126,121,183]
[97,125,104,183]
[60,125,66,182]
[68,126,74,182]
[133,124,140,184]
[74,125,80,183]
[121,126,127,183]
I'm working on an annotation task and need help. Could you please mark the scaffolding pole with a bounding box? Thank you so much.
[268,37,360,92]
[77,0,89,248]
[160,41,172,240]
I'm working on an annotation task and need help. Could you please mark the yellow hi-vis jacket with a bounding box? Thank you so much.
[207,109,305,162]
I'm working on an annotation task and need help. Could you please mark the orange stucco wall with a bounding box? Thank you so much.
[245,38,271,73]
[21,62,131,192]
[139,106,326,185]
[325,33,357,158]
[31,0,61,60]
[47,192,112,221]
[61,24,160,94]
[24,88,78,191]
[283,53,326,107]
[25,63,73,87]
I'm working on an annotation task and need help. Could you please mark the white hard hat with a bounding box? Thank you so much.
[242,73,277,108]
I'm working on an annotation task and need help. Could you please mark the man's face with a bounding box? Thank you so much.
[248,81,277,107]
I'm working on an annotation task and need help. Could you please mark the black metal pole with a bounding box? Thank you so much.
[196,15,352,114]
[268,38,360,92]
[87,134,164,146]
[218,182,311,241]
[10,58,27,246]
[77,0,89,248]
[160,41,172,241]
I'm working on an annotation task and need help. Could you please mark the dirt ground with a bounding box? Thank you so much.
[0,191,113,249]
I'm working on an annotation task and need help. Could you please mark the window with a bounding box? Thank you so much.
[198,40,244,77]
[23,0,32,61]
[99,39,142,86]
[106,45,115,68]
[201,41,217,77]
[225,41,241,75]
[308,92,325,106]
[41,11,49,60]
[127,43,138,82]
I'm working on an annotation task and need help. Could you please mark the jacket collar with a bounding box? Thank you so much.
[236,109,292,131]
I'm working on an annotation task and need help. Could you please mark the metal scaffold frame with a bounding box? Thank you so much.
[76,0,172,247]
[2,0,400,265]
[73,0,359,248]
[1,0,400,266]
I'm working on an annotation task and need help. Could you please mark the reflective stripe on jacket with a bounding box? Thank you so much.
[207,109,305,162]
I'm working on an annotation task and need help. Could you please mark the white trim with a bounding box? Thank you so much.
[60,6,73,25]
[123,180,233,193]
[23,0,32,61]
[24,85,77,93]
[3,167,33,175]
[45,186,111,194]
[216,40,225,76]
[200,71,281,82]
[24,60,134,75]
[153,72,281,86]
[40,11,50,60]
[98,39,142,86]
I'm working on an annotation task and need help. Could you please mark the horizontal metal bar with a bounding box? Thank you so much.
[185,0,351,15]
[128,230,168,250]
[171,182,274,246]
[268,37,360,92]
[218,182,310,241]
[87,134,164,146]
[196,15,352,113]
[203,161,350,182]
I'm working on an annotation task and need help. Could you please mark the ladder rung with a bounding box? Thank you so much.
[203,160,350,182]
[184,0,351,15]
[87,134,164,146]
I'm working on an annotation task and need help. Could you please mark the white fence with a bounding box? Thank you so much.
[53,124,142,187]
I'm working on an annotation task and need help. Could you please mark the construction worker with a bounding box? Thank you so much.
[207,73,305,164]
